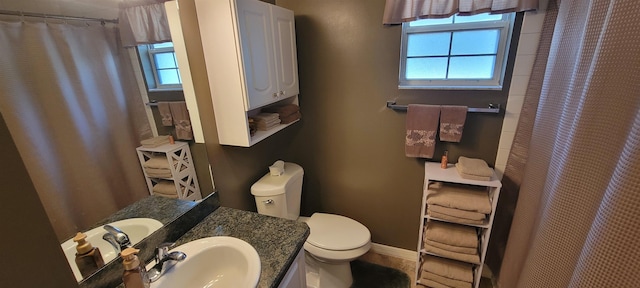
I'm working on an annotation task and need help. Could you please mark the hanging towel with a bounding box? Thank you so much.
[169,102,193,140]
[439,105,467,142]
[405,104,440,158]
[157,102,173,126]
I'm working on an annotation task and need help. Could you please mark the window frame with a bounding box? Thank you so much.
[399,13,515,90]
[138,42,183,91]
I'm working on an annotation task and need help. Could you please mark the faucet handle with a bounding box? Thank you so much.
[155,242,175,262]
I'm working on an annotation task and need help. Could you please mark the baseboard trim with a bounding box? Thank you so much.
[370,242,416,262]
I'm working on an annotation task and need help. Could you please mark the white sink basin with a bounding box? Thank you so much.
[61,218,163,281]
[150,236,261,288]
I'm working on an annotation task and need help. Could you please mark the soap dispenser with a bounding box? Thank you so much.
[122,247,150,288]
[73,232,105,278]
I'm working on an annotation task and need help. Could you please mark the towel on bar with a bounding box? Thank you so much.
[429,204,487,221]
[405,104,440,158]
[424,243,480,263]
[424,239,478,255]
[157,102,173,126]
[427,182,492,214]
[439,105,467,142]
[422,255,474,283]
[424,221,478,248]
[456,156,493,180]
[421,271,472,288]
[140,135,170,148]
[169,101,193,140]
[428,210,486,225]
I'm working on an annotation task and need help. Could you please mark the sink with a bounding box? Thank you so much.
[150,236,261,288]
[61,218,163,281]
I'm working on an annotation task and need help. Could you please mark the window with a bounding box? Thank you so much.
[138,42,182,90]
[399,13,515,90]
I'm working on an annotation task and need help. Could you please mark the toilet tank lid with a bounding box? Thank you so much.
[306,213,371,251]
[251,162,304,196]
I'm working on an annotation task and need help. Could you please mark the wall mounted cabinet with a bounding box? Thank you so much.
[195,0,300,147]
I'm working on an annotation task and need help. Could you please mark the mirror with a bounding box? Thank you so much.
[0,0,214,283]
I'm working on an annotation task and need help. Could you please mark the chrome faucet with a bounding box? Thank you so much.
[148,243,187,282]
[102,224,131,254]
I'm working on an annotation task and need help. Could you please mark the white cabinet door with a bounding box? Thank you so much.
[236,0,278,110]
[278,249,306,288]
[271,5,299,99]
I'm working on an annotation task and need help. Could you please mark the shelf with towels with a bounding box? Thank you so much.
[386,101,501,113]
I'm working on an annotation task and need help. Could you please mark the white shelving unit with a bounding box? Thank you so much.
[136,141,202,201]
[416,162,501,288]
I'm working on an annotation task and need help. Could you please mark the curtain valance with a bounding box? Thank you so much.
[119,0,172,47]
[383,0,539,24]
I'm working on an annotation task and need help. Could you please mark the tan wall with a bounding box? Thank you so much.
[181,0,513,250]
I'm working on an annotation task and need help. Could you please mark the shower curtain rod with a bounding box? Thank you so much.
[0,9,118,24]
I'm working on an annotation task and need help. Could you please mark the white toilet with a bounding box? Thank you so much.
[251,162,371,288]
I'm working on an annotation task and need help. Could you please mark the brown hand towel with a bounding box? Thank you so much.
[157,102,173,126]
[280,111,301,124]
[439,105,467,142]
[405,104,440,158]
[262,104,300,117]
[169,102,193,140]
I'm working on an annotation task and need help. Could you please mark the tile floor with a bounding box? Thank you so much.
[358,250,494,288]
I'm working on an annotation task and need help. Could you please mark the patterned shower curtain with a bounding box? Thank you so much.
[0,20,152,241]
[498,0,640,287]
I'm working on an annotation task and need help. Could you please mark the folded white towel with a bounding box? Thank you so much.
[421,271,472,288]
[456,156,493,177]
[428,204,487,221]
[424,221,478,248]
[427,182,492,214]
[422,255,474,283]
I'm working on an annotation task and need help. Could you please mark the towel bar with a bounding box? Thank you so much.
[386,101,500,113]
[145,101,183,107]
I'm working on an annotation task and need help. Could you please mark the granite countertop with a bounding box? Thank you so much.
[172,207,310,288]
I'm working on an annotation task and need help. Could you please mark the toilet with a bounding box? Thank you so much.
[251,162,371,288]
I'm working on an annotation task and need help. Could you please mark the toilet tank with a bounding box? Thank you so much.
[251,162,303,220]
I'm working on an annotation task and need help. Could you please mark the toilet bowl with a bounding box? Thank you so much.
[302,213,371,288]
[251,162,371,288]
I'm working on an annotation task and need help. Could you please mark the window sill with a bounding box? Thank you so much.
[398,85,503,91]
[148,87,184,92]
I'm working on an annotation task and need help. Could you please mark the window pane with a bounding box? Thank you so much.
[453,13,503,24]
[448,56,495,79]
[451,29,500,55]
[406,57,448,79]
[152,42,174,49]
[154,53,177,69]
[407,32,451,57]
[409,16,454,27]
[158,69,181,85]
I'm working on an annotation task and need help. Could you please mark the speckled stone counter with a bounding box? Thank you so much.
[93,196,197,228]
[170,207,310,288]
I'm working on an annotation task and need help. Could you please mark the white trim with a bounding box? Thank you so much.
[370,242,417,262]
[165,0,205,143]
[128,48,159,137]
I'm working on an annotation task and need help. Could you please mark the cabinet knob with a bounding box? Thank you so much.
[279,91,285,96]
[272,92,278,98]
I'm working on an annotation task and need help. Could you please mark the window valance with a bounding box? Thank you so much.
[119,0,172,47]
[383,0,538,24]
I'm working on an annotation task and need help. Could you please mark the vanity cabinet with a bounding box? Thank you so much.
[416,162,501,288]
[278,248,307,288]
[195,0,300,147]
[136,142,202,201]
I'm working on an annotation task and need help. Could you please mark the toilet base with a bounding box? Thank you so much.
[305,251,353,288]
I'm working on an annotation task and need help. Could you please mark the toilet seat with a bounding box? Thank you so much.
[306,213,371,251]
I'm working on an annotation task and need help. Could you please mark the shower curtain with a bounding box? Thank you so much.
[0,20,153,241]
[498,0,640,287]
